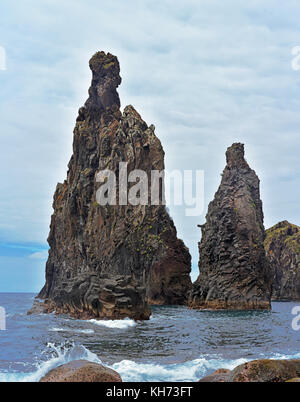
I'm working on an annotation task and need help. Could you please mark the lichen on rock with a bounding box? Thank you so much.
[265,220,300,301]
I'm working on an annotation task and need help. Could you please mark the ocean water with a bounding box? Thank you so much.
[0,293,300,382]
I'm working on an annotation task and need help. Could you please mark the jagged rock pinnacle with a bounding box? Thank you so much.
[29,51,191,320]
[189,143,272,310]
[225,143,249,169]
[76,52,122,123]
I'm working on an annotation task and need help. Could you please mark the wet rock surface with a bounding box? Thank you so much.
[229,359,300,382]
[198,368,231,382]
[39,360,122,382]
[265,221,300,301]
[31,51,191,320]
[199,359,300,382]
[189,143,272,310]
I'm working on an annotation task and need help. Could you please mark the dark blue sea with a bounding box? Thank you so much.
[0,293,300,382]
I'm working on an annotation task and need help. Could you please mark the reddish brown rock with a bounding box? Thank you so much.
[39,360,122,382]
[198,368,231,382]
[199,359,300,382]
[265,221,300,301]
[230,359,300,382]
[189,143,272,310]
[30,51,191,320]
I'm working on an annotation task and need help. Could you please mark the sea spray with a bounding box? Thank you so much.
[0,342,102,382]
[1,342,300,382]
[109,357,249,382]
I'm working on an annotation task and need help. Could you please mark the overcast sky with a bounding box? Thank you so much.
[1,0,300,291]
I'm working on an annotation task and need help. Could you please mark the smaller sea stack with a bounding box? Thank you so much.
[189,143,272,310]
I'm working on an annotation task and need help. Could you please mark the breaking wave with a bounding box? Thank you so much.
[0,343,101,382]
[1,342,300,383]
[88,318,136,329]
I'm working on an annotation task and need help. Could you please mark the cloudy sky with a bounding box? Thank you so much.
[1,0,300,291]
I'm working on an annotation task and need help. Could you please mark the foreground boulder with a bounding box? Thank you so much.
[199,359,300,382]
[39,360,122,382]
[31,51,191,320]
[189,143,272,310]
[265,221,300,300]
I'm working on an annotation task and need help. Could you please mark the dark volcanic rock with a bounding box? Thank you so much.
[39,360,122,382]
[265,221,300,301]
[189,143,272,310]
[32,51,191,320]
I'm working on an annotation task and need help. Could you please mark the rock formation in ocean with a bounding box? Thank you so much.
[189,143,272,310]
[265,221,300,301]
[31,51,191,320]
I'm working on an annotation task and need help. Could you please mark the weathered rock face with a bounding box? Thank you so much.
[198,368,231,382]
[39,360,122,382]
[199,359,300,382]
[189,143,272,310]
[33,51,191,320]
[265,221,300,301]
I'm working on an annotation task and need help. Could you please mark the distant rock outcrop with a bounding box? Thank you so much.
[189,143,272,310]
[31,51,191,320]
[265,221,300,301]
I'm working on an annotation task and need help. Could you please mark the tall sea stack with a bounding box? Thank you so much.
[31,51,191,320]
[189,143,272,310]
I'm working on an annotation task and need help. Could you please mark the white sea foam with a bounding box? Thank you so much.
[109,350,300,382]
[109,357,249,382]
[89,318,136,329]
[1,343,300,382]
[0,343,102,382]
